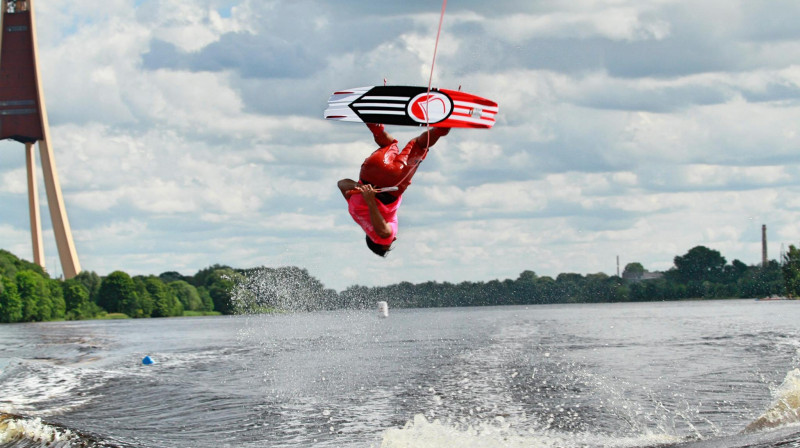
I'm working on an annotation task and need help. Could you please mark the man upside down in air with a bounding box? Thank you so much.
[338,123,450,257]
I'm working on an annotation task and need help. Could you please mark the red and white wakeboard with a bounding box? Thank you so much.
[324,85,498,129]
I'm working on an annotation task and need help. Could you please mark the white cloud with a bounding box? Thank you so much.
[39,15,148,125]
[73,219,149,246]
[68,189,126,212]
[680,165,790,188]
[0,224,33,260]
[479,8,671,43]
[261,213,337,232]
[137,0,253,52]
[3,0,799,291]
[453,141,504,165]
[0,168,27,195]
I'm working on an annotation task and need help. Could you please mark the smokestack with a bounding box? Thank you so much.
[762,224,768,266]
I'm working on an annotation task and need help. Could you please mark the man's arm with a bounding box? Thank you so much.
[358,184,393,239]
[337,179,359,199]
[367,123,395,147]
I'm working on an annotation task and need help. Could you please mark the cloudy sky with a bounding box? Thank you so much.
[1,0,799,291]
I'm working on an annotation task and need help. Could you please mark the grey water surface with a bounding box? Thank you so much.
[1,299,799,447]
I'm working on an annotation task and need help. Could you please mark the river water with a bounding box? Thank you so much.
[1,299,799,447]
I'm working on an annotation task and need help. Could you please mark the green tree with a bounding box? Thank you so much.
[749,261,784,297]
[62,279,100,320]
[204,268,242,314]
[0,252,17,279]
[74,271,102,303]
[0,276,23,323]
[535,276,557,304]
[169,280,203,311]
[197,286,214,311]
[159,271,187,284]
[517,270,537,283]
[97,271,139,316]
[782,245,800,297]
[582,273,624,303]
[511,271,540,304]
[16,270,50,321]
[0,249,47,279]
[673,246,727,284]
[723,259,749,284]
[144,277,183,317]
[192,264,233,288]
[132,276,155,318]
[48,278,66,320]
[338,285,372,309]
[555,273,584,303]
[63,279,89,311]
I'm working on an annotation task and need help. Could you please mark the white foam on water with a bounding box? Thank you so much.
[788,339,800,366]
[0,415,79,446]
[746,368,800,432]
[133,348,231,370]
[0,359,112,416]
[379,414,680,448]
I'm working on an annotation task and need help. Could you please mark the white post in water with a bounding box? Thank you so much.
[377,301,388,318]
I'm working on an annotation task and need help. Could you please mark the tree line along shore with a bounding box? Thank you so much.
[1,244,799,323]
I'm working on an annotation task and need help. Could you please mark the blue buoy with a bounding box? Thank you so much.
[142,355,155,365]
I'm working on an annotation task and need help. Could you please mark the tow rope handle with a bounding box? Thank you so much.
[345,186,399,199]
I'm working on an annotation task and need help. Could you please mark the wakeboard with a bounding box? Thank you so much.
[324,85,498,129]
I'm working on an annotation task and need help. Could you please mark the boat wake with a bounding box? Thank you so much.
[744,368,800,432]
[0,413,122,448]
[379,413,680,448]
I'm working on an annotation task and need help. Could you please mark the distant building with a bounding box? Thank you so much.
[622,271,664,282]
